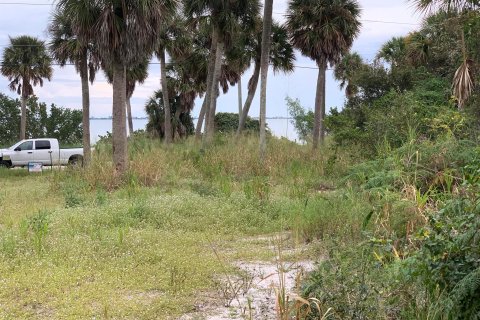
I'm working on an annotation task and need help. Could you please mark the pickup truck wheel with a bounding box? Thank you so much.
[68,156,83,167]
[0,161,11,169]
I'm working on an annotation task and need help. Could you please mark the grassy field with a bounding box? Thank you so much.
[0,136,354,319]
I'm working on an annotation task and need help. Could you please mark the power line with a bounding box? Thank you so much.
[0,2,422,26]
[0,1,53,5]
[0,59,329,70]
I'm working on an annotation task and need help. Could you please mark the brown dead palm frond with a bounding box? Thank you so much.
[452,59,473,110]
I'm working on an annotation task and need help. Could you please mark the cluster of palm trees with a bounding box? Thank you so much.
[1,0,365,175]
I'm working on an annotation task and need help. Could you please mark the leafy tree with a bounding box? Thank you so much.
[1,36,53,140]
[215,113,259,134]
[286,97,314,143]
[0,94,82,146]
[48,6,99,166]
[287,0,361,150]
[0,93,20,145]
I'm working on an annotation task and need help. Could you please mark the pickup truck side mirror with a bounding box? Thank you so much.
[14,147,21,151]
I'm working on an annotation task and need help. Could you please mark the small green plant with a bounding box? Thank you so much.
[63,183,84,208]
[169,266,187,295]
[28,210,50,255]
[0,233,17,257]
[243,176,271,202]
[95,188,108,206]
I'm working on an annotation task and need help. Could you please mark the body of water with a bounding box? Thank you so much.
[90,118,299,144]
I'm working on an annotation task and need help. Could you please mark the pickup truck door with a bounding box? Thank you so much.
[34,140,58,165]
[10,140,34,166]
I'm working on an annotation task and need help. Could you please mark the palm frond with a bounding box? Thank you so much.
[452,59,473,110]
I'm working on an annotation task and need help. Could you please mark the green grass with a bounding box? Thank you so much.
[0,136,351,319]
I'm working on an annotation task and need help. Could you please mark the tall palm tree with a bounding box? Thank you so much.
[236,21,295,135]
[48,7,99,166]
[58,0,176,174]
[104,59,149,135]
[156,17,191,144]
[259,0,273,160]
[1,36,53,140]
[184,0,260,145]
[333,52,363,98]
[287,0,361,150]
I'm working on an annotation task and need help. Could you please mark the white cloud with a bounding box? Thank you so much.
[0,0,424,119]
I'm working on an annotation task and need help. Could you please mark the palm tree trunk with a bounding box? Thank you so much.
[205,40,224,143]
[159,48,172,144]
[112,63,128,174]
[202,28,221,145]
[195,98,207,140]
[80,54,91,166]
[259,0,273,161]
[174,107,182,140]
[126,95,134,136]
[313,60,327,150]
[237,77,243,121]
[237,61,261,135]
[196,28,219,142]
[20,86,27,140]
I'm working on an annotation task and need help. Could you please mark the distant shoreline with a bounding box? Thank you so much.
[90,117,148,120]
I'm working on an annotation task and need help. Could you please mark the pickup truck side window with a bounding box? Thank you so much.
[35,140,51,150]
[18,141,33,151]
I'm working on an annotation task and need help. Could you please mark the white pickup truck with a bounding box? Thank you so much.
[0,138,84,168]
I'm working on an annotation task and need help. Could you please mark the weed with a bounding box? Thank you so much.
[28,210,51,255]
[169,266,187,294]
[63,183,84,208]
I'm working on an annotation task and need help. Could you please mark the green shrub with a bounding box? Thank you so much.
[402,157,480,318]
[214,112,260,133]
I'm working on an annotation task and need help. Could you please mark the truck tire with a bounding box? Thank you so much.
[0,160,11,169]
[68,155,83,167]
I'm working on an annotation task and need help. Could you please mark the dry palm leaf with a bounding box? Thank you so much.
[453,59,473,110]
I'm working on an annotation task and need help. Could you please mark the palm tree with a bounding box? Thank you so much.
[259,0,273,160]
[287,0,361,150]
[376,37,406,68]
[104,59,149,135]
[236,21,295,135]
[184,0,260,144]
[48,7,99,166]
[57,0,176,174]
[411,0,479,12]
[333,52,364,98]
[156,17,191,144]
[1,36,53,140]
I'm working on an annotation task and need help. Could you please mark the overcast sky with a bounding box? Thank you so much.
[0,0,423,119]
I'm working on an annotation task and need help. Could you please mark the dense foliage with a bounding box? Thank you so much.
[214,112,260,134]
[288,7,480,320]
[0,93,82,146]
[144,90,194,140]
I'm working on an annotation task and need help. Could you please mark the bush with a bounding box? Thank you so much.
[214,112,260,133]
[401,153,480,319]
